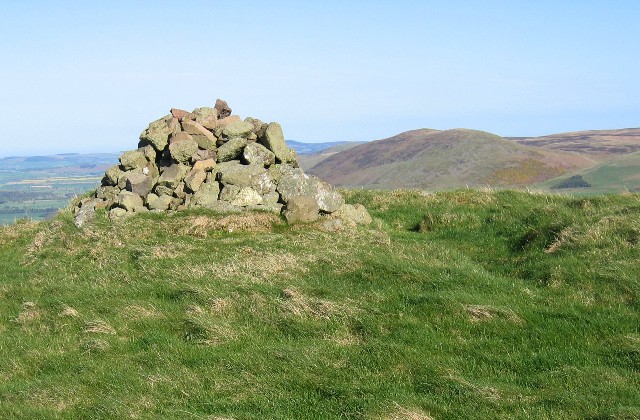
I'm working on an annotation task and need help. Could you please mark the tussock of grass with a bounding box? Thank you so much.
[0,191,638,418]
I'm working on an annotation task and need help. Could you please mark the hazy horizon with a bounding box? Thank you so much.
[1,1,639,157]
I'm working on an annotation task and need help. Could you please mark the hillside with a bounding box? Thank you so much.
[537,150,640,194]
[298,142,365,171]
[509,128,640,161]
[308,129,592,189]
[0,189,638,418]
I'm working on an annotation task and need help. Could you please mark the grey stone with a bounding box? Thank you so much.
[118,169,143,189]
[216,161,274,194]
[120,150,147,171]
[184,168,207,193]
[141,145,157,162]
[223,120,254,138]
[192,107,217,122]
[109,207,128,220]
[217,137,248,162]
[313,179,345,213]
[192,149,217,162]
[169,138,199,163]
[117,191,144,212]
[243,142,275,167]
[174,182,187,199]
[126,173,153,198]
[219,184,242,202]
[146,193,172,211]
[74,198,103,228]
[143,162,160,182]
[262,191,280,206]
[157,164,190,189]
[273,164,344,212]
[154,185,173,197]
[96,186,119,202]
[104,165,123,186]
[139,116,175,151]
[231,187,263,206]
[283,196,320,224]
[191,181,221,208]
[259,122,297,164]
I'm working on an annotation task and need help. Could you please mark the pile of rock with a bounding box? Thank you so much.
[73,99,370,228]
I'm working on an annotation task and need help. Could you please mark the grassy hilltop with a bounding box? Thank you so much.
[0,189,639,418]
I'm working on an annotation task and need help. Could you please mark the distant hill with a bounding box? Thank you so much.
[297,142,365,170]
[307,128,592,189]
[509,128,640,161]
[536,150,640,194]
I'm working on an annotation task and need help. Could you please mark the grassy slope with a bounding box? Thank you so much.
[0,190,639,418]
[308,129,591,190]
[537,151,640,195]
[298,142,367,171]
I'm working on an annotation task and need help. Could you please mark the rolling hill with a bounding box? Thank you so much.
[509,128,640,161]
[537,150,640,194]
[307,128,593,189]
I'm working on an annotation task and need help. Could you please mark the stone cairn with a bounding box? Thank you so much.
[73,99,371,228]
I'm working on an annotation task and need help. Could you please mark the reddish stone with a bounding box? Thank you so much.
[215,99,232,119]
[170,108,189,119]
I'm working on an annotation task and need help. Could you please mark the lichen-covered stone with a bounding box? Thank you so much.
[118,169,143,189]
[216,162,273,194]
[191,181,221,208]
[219,184,241,202]
[313,179,345,213]
[146,193,172,211]
[73,198,103,227]
[231,187,263,206]
[139,116,174,151]
[262,191,280,206]
[120,150,147,170]
[223,120,254,138]
[96,186,119,202]
[104,165,123,186]
[217,137,248,162]
[283,196,319,224]
[169,138,198,163]
[184,168,207,193]
[117,191,144,212]
[192,149,217,162]
[72,99,359,227]
[243,142,275,167]
[109,207,128,220]
[157,164,189,189]
[126,173,153,198]
[260,122,297,164]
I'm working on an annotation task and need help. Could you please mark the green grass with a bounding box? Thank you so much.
[0,189,639,418]
[538,151,640,194]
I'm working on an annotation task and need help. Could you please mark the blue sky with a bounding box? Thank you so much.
[0,1,639,157]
